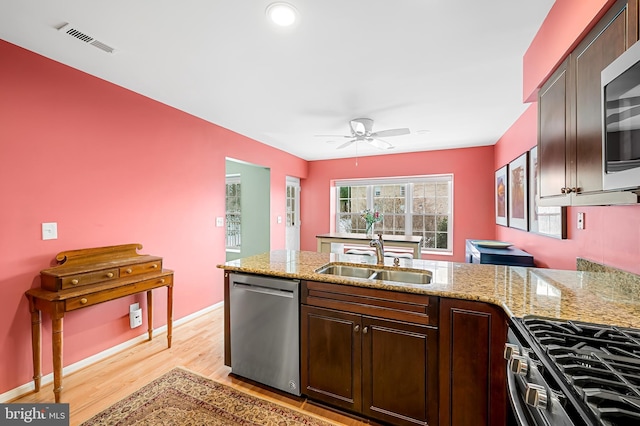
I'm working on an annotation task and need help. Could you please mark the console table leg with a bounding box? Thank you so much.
[146,290,153,341]
[51,308,64,403]
[167,285,173,348]
[27,296,42,392]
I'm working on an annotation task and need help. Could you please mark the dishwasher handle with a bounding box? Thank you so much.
[232,282,295,298]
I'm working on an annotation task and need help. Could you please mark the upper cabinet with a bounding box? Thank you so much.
[538,0,640,206]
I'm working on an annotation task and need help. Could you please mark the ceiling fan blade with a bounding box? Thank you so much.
[370,128,410,138]
[367,138,395,150]
[337,139,356,149]
[315,134,351,138]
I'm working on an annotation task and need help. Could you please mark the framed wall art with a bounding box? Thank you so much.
[508,152,528,231]
[495,165,508,226]
[529,146,567,238]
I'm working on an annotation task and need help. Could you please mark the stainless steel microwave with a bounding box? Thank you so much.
[602,40,640,191]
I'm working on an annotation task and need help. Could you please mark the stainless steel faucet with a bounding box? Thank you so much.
[369,233,385,265]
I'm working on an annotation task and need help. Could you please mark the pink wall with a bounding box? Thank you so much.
[0,40,307,396]
[523,0,615,102]
[301,146,496,263]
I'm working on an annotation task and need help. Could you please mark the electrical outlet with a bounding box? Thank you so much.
[577,212,585,230]
[216,217,224,227]
[129,303,143,328]
[42,222,58,240]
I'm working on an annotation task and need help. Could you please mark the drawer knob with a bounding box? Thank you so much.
[80,298,88,304]
[151,264,158,269]
[71,279,79,285]
[106,272,114,278]
[125,268,133,274]
[160,278,165,284]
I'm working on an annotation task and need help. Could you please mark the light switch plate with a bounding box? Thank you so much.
[42,222,58,240]
[577,212,585,230]
[216,217,224,227]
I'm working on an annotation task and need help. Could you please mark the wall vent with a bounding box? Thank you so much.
[58,23,115,54]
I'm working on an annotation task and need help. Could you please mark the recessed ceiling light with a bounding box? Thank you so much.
[266,2,298,27]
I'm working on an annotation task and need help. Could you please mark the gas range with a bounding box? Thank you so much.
[506,316,640,426]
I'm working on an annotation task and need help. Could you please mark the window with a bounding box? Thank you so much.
[226,175,241,250]
[336,175,453,252]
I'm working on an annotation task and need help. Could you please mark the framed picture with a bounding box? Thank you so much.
[508,152,528,231]
[495,165,508,226]
[529,146,567,238]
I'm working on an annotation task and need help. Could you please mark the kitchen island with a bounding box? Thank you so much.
[219,250,640,328]
[218,250,640,426]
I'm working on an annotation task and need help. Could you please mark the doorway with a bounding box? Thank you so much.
[225,159,270,261]
[285,176,300,251]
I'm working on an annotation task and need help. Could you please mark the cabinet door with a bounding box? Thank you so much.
[572,1,629,196]
[301,305,362,412]
[361,316,438,426]
[538,58,571,203]
[438,299,507,426]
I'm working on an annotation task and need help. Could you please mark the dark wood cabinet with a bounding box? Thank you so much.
[538,0,640,206]
[438,298,507,426]
[301,305,362,413]
[301,281,438,426]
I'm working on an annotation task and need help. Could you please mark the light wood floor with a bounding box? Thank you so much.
[11,305,374,426]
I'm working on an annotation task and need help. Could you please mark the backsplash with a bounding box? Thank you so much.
[577,257,640,302]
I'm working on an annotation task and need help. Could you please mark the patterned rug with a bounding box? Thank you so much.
[80,367,339,425]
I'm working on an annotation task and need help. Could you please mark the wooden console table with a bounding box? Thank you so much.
[316,232,423,258]
[25,243,173,403]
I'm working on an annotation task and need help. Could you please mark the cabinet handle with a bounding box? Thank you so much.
[363,326,369,334]
[354,325,360,333]
[71,279,79,285]
[151,264,158,269]
[80,298,88,305]
[106,272,114,278]
[125,268,133,274]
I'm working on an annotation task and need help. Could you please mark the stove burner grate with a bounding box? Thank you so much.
[522,317,640,425]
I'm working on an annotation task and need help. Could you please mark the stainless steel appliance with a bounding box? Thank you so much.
[505,316,640,425]
[602,39,640,191]
[228,272,301,396]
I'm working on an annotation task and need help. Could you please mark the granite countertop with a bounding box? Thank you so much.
[218,250,640,329]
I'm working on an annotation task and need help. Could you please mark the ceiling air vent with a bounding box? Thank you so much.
[58,23,115,54]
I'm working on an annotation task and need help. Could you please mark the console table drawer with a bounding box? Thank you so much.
[65,274,173,311]
[120,260,162,277]
[60,268,119,290]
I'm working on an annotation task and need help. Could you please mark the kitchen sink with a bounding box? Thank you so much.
[373,269,432,284]
[314,264,377,279]
[315,263,432,285]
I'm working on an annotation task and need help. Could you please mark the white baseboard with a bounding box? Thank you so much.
[1,302,222,403]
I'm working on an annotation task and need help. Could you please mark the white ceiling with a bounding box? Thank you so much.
[0,0,555,161]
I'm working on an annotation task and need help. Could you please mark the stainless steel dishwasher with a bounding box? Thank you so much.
[228,272,301,396]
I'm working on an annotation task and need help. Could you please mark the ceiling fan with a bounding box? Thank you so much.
[317,118,410,150]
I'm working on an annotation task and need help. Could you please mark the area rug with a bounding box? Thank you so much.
[80,367,338,426]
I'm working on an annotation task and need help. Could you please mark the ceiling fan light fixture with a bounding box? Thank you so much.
[266,2,298,27]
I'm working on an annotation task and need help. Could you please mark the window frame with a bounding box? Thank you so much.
[334,174,454,254]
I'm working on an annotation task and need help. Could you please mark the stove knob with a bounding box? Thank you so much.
[504,343,520,360]
[510,355,529,376]
[525,383,548,410]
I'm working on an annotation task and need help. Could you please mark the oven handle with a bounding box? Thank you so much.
[507,367,533,426]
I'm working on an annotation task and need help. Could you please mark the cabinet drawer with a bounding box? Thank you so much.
[303,281,437,326]
[120,260,162,277]
[60,268,119,290]
[65,274,172,311]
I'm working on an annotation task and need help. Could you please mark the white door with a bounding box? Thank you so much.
[285,177,300,251]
